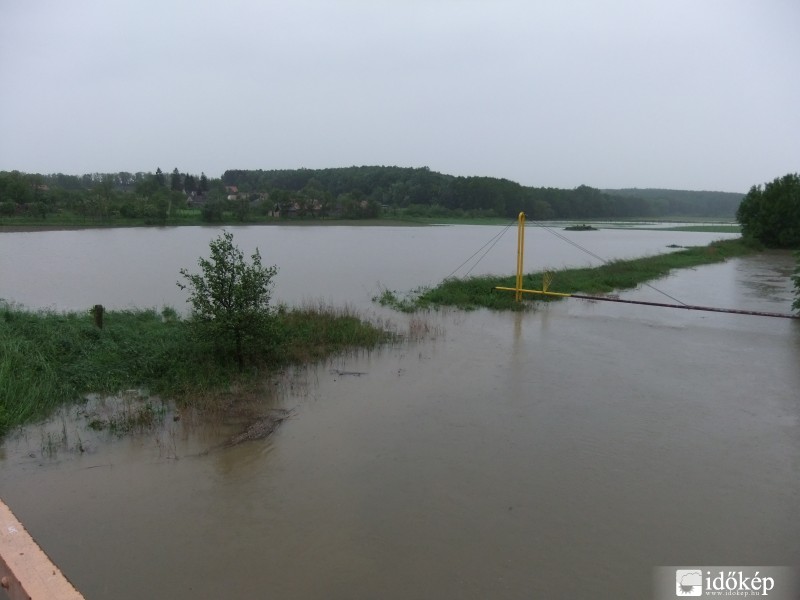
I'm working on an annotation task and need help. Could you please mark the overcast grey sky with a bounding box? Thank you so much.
[1,0,798,192]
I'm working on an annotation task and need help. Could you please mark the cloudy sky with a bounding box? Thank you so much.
[1,0,798,192]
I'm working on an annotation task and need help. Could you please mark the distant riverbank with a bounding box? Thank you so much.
[0,216,740,234]
[0,218,423,233]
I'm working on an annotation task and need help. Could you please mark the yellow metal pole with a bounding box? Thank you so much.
[515,212,525,301]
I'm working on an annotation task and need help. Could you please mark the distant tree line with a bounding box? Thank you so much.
[0,168,218,224]
[222,166,744,220]
[1,165,745,225]
[601,188,744,219]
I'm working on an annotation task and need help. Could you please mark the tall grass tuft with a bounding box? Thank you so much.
[274,303,392,363]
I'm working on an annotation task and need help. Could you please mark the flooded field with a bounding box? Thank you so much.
[1,226,798,598]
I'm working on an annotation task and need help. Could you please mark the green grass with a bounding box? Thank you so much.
[0,213,424,231]
[0,304,391,435]
[275,304,389,362]
[0,211,270,229]
[377,237,760,312]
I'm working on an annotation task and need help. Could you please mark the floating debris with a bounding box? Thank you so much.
[329,369,368,377]
[223,408,293,447]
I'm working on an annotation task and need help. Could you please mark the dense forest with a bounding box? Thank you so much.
[0,166,744,225]
[602,188,744,219]
[223,166,744,219]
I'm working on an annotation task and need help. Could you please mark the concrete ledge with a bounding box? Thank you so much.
[0,499,84,600]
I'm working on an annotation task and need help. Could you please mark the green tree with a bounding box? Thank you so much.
[143,190,169,225]
[201,197,225,222]
[170,168,182,192]
[0,171,34,205]
[270,189,290,216]
[0,201,15,216]
[155,167,166,188]
[117,171,134,188]
[135,176,161,197]
[737,173,800,248]
[177,231,278,371]
[95,174,116,205]
[529,199,555,220]
[31,201,49,220]
[184,174,197,194]
[234,196,250,221]
[793,252,799,313]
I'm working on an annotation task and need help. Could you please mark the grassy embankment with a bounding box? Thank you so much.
[0,304,391,435]
[377,237,758,312]
[0,210,423,231]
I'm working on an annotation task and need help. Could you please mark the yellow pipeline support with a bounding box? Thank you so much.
[515,212,525,301]
[494,212,572,302]
[494,214,799,319]
[495,286,573,298]
[499,212,573,302]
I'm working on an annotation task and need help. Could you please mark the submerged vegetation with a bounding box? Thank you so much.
[0,303,390,435]
[736,171,800,314]
[0,232,392,436]
[377,238,759,312]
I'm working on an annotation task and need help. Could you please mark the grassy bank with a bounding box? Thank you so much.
[377,237,759,312]
[0,212,741,232]
[0,304,391,435]
[0,214,423,232]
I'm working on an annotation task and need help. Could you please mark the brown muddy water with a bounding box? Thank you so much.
[1,227,798,599]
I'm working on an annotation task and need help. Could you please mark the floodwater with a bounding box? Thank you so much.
[0,224,740,312]
[1,225,798,599]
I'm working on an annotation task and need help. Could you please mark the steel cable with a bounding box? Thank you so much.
[442,220,516,280]
[529,220,689,306]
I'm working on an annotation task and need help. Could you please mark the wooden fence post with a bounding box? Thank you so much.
[91,304,104,329]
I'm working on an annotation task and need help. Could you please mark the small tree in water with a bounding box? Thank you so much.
[178,231,278,371]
